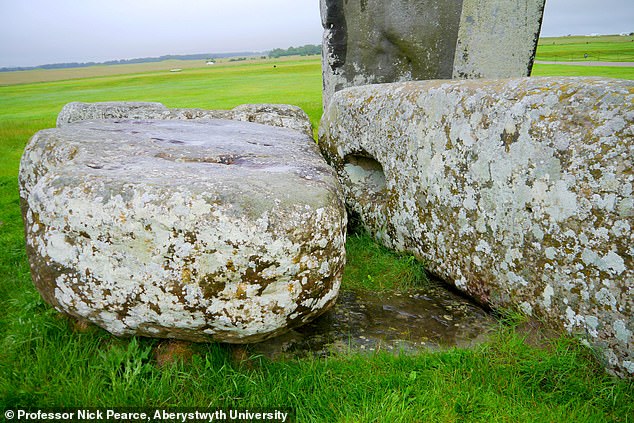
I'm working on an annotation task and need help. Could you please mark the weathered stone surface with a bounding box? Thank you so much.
[320,0,546,107]
[56,101,174,125]
[20,119,346,343]
[57,101,314,137]
[229,104,314,137]
[319,77,634,377]
[244,284,496,359]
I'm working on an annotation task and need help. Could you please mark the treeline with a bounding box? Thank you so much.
[0,52,260,73]
[268,44,321,58]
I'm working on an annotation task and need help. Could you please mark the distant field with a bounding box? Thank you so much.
[0,55,319,86]
[533,35,634,79]
[536,34,634,62]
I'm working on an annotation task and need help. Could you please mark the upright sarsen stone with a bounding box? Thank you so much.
[452,1,547,79]
[20,119,346,343]
[321,0,546,107]
[319,77,634,377]
[321,0,463,103]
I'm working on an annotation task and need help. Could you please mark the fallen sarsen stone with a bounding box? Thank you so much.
[20,118,347,343]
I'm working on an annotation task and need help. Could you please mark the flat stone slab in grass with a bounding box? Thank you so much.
[244,283,497,359]
[19,119,347,343]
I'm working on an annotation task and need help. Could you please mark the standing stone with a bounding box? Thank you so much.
[20,119,346,343]
[319,77,634,377]
[320,0,546,107]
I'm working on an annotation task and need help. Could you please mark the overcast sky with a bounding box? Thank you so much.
[0,0,632,68]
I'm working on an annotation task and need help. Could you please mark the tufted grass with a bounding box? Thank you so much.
[342,230,429,291]
[1,54,633,420]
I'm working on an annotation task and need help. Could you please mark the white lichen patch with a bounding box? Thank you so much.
[320,77,634,377]
[20,118,347,343]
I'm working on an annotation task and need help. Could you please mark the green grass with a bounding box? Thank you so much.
[532,63,634,80]
[1,294,632,421]
[536,34,634,62]
[0,55,320,86]
[532,35,634,80]
[1,49,633,421]
[343,231,428,291]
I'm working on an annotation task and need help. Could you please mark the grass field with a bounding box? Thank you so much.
[0,55,320,87]
[1,42,633,420]
[532,62,634,80]
[533,34,634,79]
[536,35,634,62]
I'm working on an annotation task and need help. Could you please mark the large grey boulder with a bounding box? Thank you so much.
[57,101,314,137]
[319,77,634,377]
[320,0,546,107]
[20,119,346,343]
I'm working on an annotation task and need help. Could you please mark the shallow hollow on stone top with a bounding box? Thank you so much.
[52,118,318,172]
[27,118,338,212]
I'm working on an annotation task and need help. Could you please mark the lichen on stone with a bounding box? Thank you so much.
[20,118,347,343]
[320,76,634,377]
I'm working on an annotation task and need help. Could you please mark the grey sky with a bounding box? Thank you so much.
[0,0,632,68]
[540,0,634,37]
